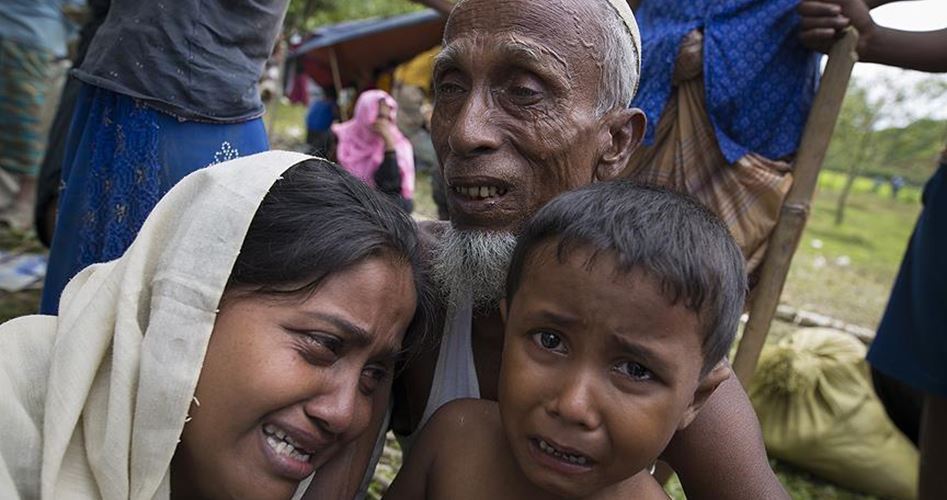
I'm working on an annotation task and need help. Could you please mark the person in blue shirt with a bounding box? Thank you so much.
[305,85,339,158]
[624,0,821,276]
[0,0,83,230]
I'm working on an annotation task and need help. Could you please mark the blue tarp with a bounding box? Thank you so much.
[289,9,443,59]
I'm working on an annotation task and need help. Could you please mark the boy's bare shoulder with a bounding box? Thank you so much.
[640,474,671,500]
[419,399,504,469]
[419,399,515,499]
[426,398,501,438]
[614,471,672,500]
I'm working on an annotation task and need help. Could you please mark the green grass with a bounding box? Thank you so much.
[781,170,922,329]
[0,228,46,323]
[772,462,878,500]
[265,100,308,150]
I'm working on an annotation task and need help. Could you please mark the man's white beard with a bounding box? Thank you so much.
[430,226,517,313]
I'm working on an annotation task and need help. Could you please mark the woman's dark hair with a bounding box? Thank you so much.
[226,158,431,353]
[505,181,747,377]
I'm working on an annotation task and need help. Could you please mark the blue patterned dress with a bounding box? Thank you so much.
[40,84,269,313]
[633,0,820,163]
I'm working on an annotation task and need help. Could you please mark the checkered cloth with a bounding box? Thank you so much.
[0,38,53,176]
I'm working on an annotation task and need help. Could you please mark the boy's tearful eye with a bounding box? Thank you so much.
[615,360,654,382]
[531,330,568,354]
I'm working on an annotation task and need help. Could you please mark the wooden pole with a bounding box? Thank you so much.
[329,47,347,121]
[732,29,860,387]
[265,38,287,137]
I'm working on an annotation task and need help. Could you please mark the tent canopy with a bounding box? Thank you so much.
[289,9,445,89]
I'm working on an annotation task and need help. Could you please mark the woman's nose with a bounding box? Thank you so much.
[302,371,368,437]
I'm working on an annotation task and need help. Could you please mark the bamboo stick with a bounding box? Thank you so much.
[732,29,860,387]
[329,47,347,121]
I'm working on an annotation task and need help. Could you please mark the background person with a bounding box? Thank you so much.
[330,90,416,212]
[797,1,947,497]
[40,0,289,315]
[34,0,110,247]
[305,85,339,158]
[0,0,82,230]
[0,152,427,499]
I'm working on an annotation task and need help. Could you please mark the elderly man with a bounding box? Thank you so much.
[310,0,788,498]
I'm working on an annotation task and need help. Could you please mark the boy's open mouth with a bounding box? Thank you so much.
[531,437,594,467]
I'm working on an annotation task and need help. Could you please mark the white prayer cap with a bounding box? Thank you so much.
[602,0,642,77]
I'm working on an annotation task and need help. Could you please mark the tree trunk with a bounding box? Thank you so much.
[834,130,874,225]
[834,164,859,225]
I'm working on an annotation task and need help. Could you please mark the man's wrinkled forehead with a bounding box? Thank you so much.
[443,0,603,70]
[434,34,572,89]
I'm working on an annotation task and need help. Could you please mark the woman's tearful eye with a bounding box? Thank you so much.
[615,361,654,381]
[359,365,389,395]
[304,333,341,353]
[531,330,567,354]
[290,330,342,365]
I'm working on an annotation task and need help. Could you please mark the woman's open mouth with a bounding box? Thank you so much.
[259,423,319,480]
[263,423,313,462]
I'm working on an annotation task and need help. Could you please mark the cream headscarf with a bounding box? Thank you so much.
[0,150,311,499]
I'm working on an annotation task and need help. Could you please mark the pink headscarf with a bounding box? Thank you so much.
[332,90,415,200]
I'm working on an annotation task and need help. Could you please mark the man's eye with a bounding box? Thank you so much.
[435,81,465,97]
[531,330,566,353]
[509,86,540,98]
[614,361,654,381]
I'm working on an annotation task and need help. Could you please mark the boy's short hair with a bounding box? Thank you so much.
[505,181,747,376]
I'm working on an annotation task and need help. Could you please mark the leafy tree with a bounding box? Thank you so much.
[284,0,426,35]
[825,73,947,224]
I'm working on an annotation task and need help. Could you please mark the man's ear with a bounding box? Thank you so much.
[677,361,731,431]
[594,107,646,182]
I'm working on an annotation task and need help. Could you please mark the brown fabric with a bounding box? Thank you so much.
[623,30,793,275]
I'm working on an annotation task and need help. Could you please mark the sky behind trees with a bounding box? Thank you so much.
[852,0,947,123]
